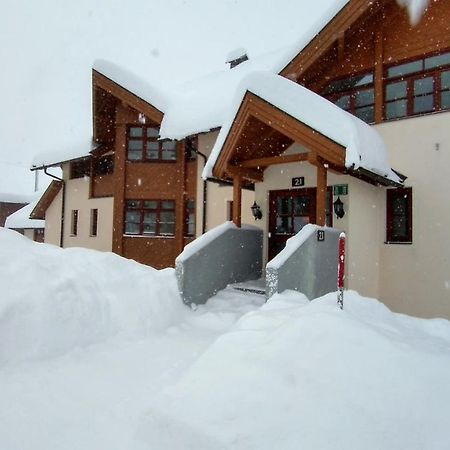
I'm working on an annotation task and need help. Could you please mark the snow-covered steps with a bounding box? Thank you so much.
[229,278,266,296]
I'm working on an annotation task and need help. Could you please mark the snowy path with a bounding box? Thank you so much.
[0,288,265,450]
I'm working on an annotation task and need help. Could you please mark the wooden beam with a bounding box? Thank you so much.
[232,175,242,228]
[226,164,264,182]
[374,30,384,123]
[238,152,309,168]
[337,32,346,63]
[316,164,328,227]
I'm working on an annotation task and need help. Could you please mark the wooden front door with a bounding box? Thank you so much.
[268,188,332,261]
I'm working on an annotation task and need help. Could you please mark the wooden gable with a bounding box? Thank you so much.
[92,70,164,144]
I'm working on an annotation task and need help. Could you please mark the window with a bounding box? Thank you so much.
[386,188,412,243]
[34,228,45,242]
[90,209,98,237]
[127,126,177,162]
[124,200,175,236]
[323,72,375,123]
[185,200,195,236]
[71,210,78,236]
[70,159,90,179]
[385,51,450,120]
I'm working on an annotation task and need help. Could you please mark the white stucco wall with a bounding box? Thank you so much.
[375,112,450,318]
[63,177,114,252]
[197,132,254,236]
[252,142,382,298]
[45,189,63,246]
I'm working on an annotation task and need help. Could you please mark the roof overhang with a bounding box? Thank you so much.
[208,87,403,187]
[30,180,63,219]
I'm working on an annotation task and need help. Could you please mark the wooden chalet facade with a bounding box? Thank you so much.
[33,0,450,318]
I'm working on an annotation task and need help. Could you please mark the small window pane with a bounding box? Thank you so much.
[147,127,159,137]
[129,127,143,137]
[187,199,195,209]
[441,91,450,109]
[125,222,140,234]
[335,95,350,109]
[161,200,175,209]
[276,216,291,234]
[355,88,374,107]
[143,212,156,234]
[162,141,177,161]
[160,212,175,235]
[187,213,195,235]
[128,149,143,161]
[128,140,144,150]
[277,197,292,215]
[146,141,159,159]
[143,200,158,209]
[126,200,141,209]
[126,211,140,222]
[413,94,434,113]
[386,81,407,101]
[414,77,434,95]
[386,99,407,119]
[441,71,450,90]
[425,52,450,70]
[323,73,373,94]
[293,216,309,233]
[355,105,374,123]
[387,60,423,78]
[293,196,310,215]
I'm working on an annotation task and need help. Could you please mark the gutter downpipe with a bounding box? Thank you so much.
[44,168,65,248]
[192,148,208,234]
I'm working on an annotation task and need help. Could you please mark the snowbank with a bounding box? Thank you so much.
[0,228,186,366]
[140,290,450,450]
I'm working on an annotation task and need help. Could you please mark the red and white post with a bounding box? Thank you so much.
[337,232,346,310]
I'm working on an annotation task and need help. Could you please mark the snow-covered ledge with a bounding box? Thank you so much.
[266,224,341,300]
[176,222,263,305]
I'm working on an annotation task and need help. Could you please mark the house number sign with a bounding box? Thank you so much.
[291,177,305,187]
[317,230,325,242]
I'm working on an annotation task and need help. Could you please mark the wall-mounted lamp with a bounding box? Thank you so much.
[333,196,345,219]
[251,201,263,220]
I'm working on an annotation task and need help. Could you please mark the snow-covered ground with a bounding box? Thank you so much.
[1,227,450,449]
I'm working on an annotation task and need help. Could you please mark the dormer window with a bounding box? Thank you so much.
[127,126,177,162]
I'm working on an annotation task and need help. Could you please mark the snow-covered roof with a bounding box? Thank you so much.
[93,59,172,113]
[5,194,45,230]
[31,141,97,170]
[0,192,34,204]
[203,72,401,183]
[29,1,351,169]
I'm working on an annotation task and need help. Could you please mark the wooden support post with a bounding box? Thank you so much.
[232,175,242,228]
[374,30,384,124]
[316,163,327,227]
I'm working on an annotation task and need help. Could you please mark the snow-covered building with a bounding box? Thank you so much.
[5,196,45,242]
[0,193,33,228]
[33,0,450,319]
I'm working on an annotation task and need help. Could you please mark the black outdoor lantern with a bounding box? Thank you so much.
[333,196,345,219]
[250,201,263,220]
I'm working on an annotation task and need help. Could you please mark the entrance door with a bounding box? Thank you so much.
[268,188,332,260]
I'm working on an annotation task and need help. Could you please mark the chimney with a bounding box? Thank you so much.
[226,48,249,69]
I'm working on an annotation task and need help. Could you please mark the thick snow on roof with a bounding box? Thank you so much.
[93,59,173,113]
[31,141,96,169]
[204,72,401,183]
[5,194,45,229]
[0,191,34,204]
[27,0,353,167]
[397,0,429,25]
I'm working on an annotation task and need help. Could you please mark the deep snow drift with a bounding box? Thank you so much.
[0,227,186,365]
[1,227,450,450]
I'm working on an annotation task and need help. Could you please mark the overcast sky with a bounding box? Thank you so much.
[0,0,340,194]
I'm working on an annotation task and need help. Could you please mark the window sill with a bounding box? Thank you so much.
[384,241,413,245]
[123,234,175,239]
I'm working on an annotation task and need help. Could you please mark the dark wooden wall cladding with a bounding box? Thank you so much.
[109,101,196,268]
[92,174,115,198]
[303,0,450,91]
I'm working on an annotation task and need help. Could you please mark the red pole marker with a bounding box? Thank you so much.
[337,232,346,310]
